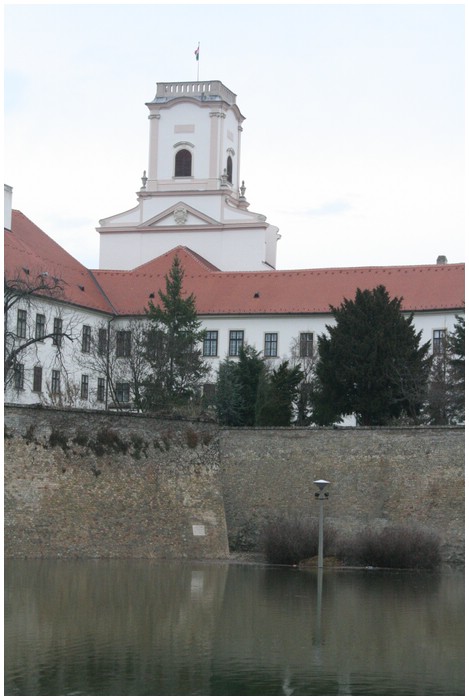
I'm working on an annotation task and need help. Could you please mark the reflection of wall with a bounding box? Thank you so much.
[5,560,229,696]
[220,427,465,565]
[5,560,463,696]
[211,566,464,696]
[4,406,464,563]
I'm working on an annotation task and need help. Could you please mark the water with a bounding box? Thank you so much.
[4,560,464,696]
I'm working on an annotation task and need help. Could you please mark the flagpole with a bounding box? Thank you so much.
[196,42,200,81]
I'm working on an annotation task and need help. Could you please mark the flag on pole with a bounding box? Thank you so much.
[194,45,200,61]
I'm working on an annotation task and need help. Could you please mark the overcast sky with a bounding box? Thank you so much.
[4,2,466,271]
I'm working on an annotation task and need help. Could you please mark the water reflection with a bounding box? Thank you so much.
[4,560,464,696]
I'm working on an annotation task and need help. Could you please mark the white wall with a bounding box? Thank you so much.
[5,291,461,413]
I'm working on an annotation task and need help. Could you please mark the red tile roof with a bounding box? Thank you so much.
[5,211,115,314]
[6,210,465,318]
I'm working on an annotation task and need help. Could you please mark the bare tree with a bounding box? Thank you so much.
[4,268,81,389]
[76,318,151,411]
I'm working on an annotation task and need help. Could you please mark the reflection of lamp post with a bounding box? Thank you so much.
[314,480,330,569]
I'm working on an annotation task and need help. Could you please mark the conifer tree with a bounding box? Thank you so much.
[236,345,266,426]
[143,255,208,410]
[255,361,304,426]
[215,345,265,426]
[215,358,244,426]
[313,285,431,426]
[447,315,465,422]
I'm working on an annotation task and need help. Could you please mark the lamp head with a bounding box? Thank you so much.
[314,479,330,492]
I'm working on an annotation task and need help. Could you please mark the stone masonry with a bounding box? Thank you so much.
[4,406,228,559]
[220,426,465,565]
[4,406,465,564]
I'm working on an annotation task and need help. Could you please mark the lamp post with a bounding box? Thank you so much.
[314,479,330,569]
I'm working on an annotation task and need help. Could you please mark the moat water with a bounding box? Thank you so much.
[4,560,464,696]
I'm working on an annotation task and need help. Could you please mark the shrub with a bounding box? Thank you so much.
[338,524,441,570]
[262,514,336,565]
[129,433,148,459]
[49,428,69,451]
[95,427,128,454]
[73,429,89,447]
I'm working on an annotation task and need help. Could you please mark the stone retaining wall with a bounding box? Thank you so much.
[4,406,464,564]
[219,426,465,565]
[4,406,228,559]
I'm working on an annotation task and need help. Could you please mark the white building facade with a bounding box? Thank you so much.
[4,79,465,416]
[97,81,280,272]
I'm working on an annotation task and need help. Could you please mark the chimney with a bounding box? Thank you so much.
[4,184,13,231]
[436,255,448,265]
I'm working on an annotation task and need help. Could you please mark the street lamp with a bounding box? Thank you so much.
[314,479,330,569]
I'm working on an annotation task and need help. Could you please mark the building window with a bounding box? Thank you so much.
[433,329,446,355]
[116,330,131,357]
[203,330,218,357]
[51,370,61,395]
[14,364,24,390]
[299,332,314,358]
[35,313,46,340]
[116,382,130,403]
[145,329,165,360]
[97,377,106,402]
[175,149,192,177]
[17,309,27,338]
[33,366,43,393]
[264,333,278,357]
[81,374,89,400]
[52,317,63,346]
[82,325,91,353]
[226,155,233,183]
[229,330,244,357]
[98,328,107,355]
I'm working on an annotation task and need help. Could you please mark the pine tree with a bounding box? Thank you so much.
[446,315,464,423]
[143,255,208,410]
[215,358,244,426]
[215,345,265,426]
[313,285,431,426]
[255,361,304,426]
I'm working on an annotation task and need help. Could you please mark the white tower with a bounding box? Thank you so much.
[97,81,280,271]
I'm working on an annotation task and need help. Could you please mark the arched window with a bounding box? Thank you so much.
[175,149,192,177]
[226,155,233,183]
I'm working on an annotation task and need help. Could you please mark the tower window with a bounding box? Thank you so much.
[175,149,192,177]
[226,156,233,183]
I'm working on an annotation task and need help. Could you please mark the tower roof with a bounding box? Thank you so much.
[148,80,239,107]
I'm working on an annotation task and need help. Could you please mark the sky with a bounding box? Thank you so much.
[4,2,466,271]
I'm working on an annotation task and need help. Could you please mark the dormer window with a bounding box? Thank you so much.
[175,149,192,177]
[226,155,233,184]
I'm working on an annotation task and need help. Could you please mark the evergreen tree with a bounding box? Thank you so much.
[445,315,464,423]
[313,285,431,426]
[143,255,208,410]
[215,345,265,426]
[236,345,266,426]
[255,361,304,426]
[215,358,244,426]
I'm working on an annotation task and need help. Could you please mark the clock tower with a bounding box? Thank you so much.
[97,81,280,271]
